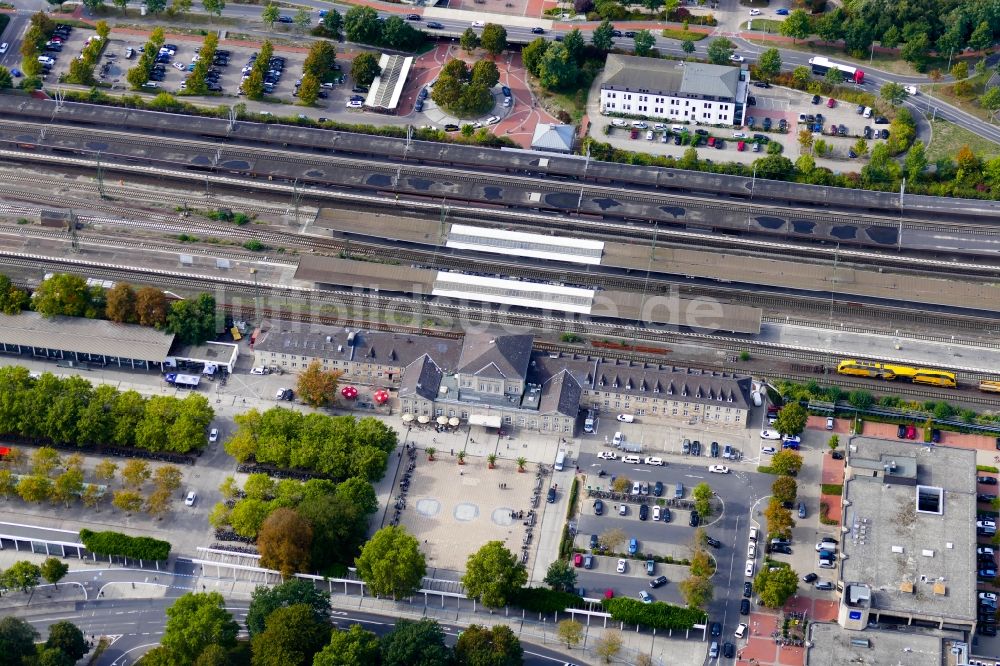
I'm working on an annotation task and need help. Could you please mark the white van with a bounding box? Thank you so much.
[622,455,641,464]
[862,106,873,118]
[583,415,595,433]
[745,559,755,577]
[38,56,55,66]
[554,450,566,471]
[751,391,763,407]
[617,414,635,423]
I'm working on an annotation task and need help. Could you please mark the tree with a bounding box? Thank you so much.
[480,23,507,56]
[0,66,13,91]
[633,29,655,57]
[261,3,279,28]
[706,37,735,65]
[380,619,450,666]
[773,403,808,436]
[162,592,240,663]
[247,578,332,637]
[0,274,29,313]
[827,435,840,452]
[600,527,626,552]
[470,60,500,89]
[848,390,874,409]
[824,67,843,85]
[0,470,16,500]
[538,42,579,90]
[314,624,380,666]
[754,566,800,608]
[135,286,168,326]
[544,559,577,592]
[756,48,781,82]
[94,460,118,484]
[171,0,192,14]
[592,20,615,53]
[560,28,585,63]
[678,574,713,608]
[0,617,39,663]
[293,8,311,33]
[771,475,797,504]
[879,82,906,106]
[905,140,928,182]
[779,10,811,42]
[594,631,623,663]
[112,490,144,514]
[303,41,336,79]
[355,525,426,598]
[692,482,713,517]
[462,541,527,607]
[202,0,224,15]
[45,621,86,660]
[460,28,480,53]
[900,34,931,70]
[852,137,869,158]
[522,38,548,77]
[771,450,804,476]
[153,465,183,493]
[764,498,795,539]
[951,61,969,81]
[453,624,522,666]
[32,273,99,318]
[4,560,41,593]
[251,603,331,666]
[121,459,151,490]
[689,548,713,578]
[556,619,583,649]
[31,446,61,476]
[166,293,217,345]
[970,20,993,52]
[298,73,320,105]
[53,468,84,507]
[258,507,313,576]
[18,474,53,503]
[351,51,382,88]
[682,39,695,54]
[145,487,173,520]
[295,360,344,408]
[321,9,343,39]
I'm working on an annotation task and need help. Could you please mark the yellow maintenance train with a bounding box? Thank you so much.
[836,360,958,388]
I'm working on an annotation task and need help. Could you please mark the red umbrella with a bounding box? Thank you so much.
[341,386,358,399]
[373,389,390,404]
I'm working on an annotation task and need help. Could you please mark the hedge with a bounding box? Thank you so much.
[978,465,999,474]
[510,587,582,613]
[79,529,171,560]
[602,597,705,630]
[820,484,843,496]
[566,477,580,520]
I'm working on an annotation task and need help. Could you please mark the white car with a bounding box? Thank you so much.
[487,115,501,124]
[208,428,219,443]
[747,542,756,558]
[733,131,748,139]
[904,85,918,95]
[617,414,635,423]
[709,465,730,474]
[613,431,624,446]
[173,62,186,71]
[652,505,661,521]
[597,451,618,460]
[744,560,755,577]
[816,539,838,551]
[735,623,748,639]
[980,592,998,604]
[611,119,628,127]
[749,8,761,15]
[617,558,628,573]
[472,20,485,27]
[346,100,363,108]
[645,457,664,466]
[185,491,197,506]
[760,429,781,440]
[730,54,745,62]
[0,43,8,55]
[761,446,777,455]
[782,435,801,444]
[250,366,267,375]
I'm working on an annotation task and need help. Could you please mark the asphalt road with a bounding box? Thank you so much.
[573,448,771,647]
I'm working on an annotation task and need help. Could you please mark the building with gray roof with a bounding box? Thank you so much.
[806,621,956,666]
[0,311,174,369]
[600,55,749,126]
[837,437,978,632]
[531,123,576,154]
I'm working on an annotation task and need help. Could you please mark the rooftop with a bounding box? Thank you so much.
[806,622,944,666]
[602,55,741,101]
[841,437,977,623]
[530,123,576,153]
[366,54,413,111]
[0,311,174,363]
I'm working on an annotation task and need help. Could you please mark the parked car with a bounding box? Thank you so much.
[740,598,750,615]
[827,97,836,108]
[743,582,752,598]
[815,581,835,590]
[897,424,907,438]
[593,499,604,516]
[616,558,627,573]
[639,504,649,521]
[979,476,999,485]
[628,538,638,555]
[573,553,583,567]
[812,94,821,104]
[705,536,721,549]
[689,511,700,527]
[639,590,652,603]
[584,554,594,569]
[650,575,667,588]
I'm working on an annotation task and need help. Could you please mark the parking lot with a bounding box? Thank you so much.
[589,82,893,168]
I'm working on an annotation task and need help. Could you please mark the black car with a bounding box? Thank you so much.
[897,424,907,438]
[838,124,848,136]
[414,99,424,112]
[705,536,721,549]
[593,499,604,516]
[874,116,889,124]
[444,123,459,132]
[689,510,699,527]
[747,96,756,106]
[710,622,721,637]
[772,544,792,554]
[611,29,622,37]
[624,31,636,38]
[639,504,649,521]
[710,441,719,457]
[590,533,599,549]
[653,481,663,497]
[673,135,682,145]
[406,13,420,20]
[418,88,428,100]
[691,440,701,456]
[930,429,941,443]
[802,572,818,583]
[740,598,751,615]
[531,27,545,34]
[743,582,752,598]
[352,86,369,94]
[762,118,772,131]
[501,85,511,97]
[979,476,999,485]
[278,15,293,23]
[880,129,890,139]
[649,575,667,588]
[427,21,444,29]
[723,642,735,658]
[812,94,821,104]
[350,95,365,102]
[778,119,787,131]
[832,450,844,459]
[554,35,563,42]
[207,83,222,92]
[546,487,556,503]
[715,139,725,149]
[662,507,671,522]
[856,104,865,114]
[979,494,998,503]
[863,126,872,139]
[980,623,998,636]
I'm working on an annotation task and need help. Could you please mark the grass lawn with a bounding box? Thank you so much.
[926,118,1000,163]
[744,19,783,34]
[926,72,991,121]
[661,28,707,41]
[542,86,587,123]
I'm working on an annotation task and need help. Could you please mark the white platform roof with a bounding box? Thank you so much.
[365,54,413,111]
[446,224,604,265]
[432,273,595,315]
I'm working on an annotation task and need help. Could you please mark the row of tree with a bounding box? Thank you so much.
[0,366,214,452]
[65,21,111,86]
[127,27,167,91]
[297,40,337,106]
[753,453,804,608]
[145,582,524,666]
[212,474,378,576]
[778,2,999,71]
[344,6,423,52]
[19,12,57,78]
[223,408,396,481]
[0,615,88,666]
[80,0,226,17]
[183,32,219,96]
[459,23,508,57]
[241,39,273,101]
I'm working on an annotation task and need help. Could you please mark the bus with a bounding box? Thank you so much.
[980,380,1000,394]
[808,56,865,84]
[554,450,566,471]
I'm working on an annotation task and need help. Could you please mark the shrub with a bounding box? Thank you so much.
[602,597,706,630]
[510,587,581,613]
[79,529,171,560]
[820,484,843,496]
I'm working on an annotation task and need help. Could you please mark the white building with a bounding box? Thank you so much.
[600,55,749,126]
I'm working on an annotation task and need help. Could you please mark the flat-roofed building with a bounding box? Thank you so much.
[806,621,955,666]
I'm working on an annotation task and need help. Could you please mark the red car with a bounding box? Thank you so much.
[906,425,917,439]
[573,553,583,567]
[604,589,614,599]
[737,140,746,151]
[826,97,836,108]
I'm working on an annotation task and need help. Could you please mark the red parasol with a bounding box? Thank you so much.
[373,389,390,404]
[341,386,358,399]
